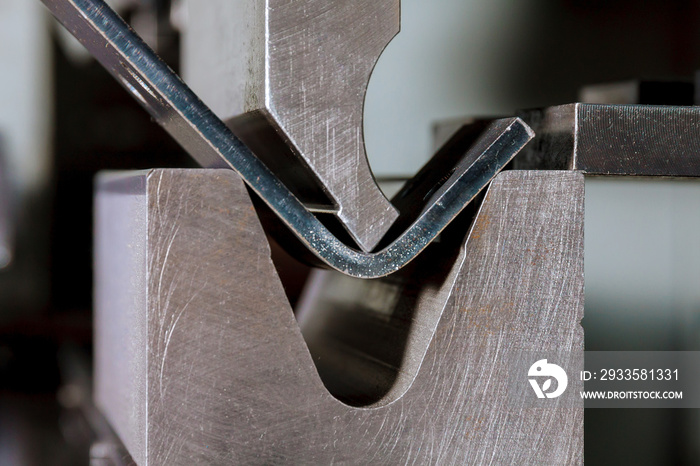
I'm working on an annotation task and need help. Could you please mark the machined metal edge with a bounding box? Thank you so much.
[517,103,700,175]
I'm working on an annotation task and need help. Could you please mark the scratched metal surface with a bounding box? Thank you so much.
[517,103,700,176]
[182,0,400,251]
[94,169,583,464]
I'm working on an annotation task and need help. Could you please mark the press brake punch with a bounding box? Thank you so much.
[41,0,534,278]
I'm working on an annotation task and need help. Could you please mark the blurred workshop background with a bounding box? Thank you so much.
[1,0,700,464]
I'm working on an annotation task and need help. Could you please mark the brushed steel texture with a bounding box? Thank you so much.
[95,169,584,464]
[182,0,399,251]
[41,0,534,277]
[517,103,700,175]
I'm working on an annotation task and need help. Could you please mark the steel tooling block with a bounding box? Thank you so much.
[94,169,583,464]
